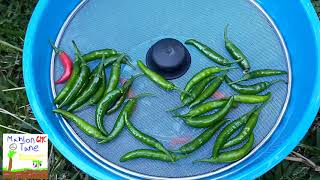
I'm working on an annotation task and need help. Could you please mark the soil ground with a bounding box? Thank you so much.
[3,170,48,179]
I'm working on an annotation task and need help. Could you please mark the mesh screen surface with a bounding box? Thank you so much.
[53,0,289,178]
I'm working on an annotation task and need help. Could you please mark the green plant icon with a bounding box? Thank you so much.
[7,150,17,171]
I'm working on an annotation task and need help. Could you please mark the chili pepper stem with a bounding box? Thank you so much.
[171,150,190,157]
[132,73,144,79]
[166,104,186,112]
[72,40,86,63]
[97,60,105,74]
[174,87,194,97]
[172,111,185,120]
[221,66,239,72]
[118,52,133,62]
[132,93,155,100]
[72,40,81,55]
[171,150,181,153]
[49,39,62,54]
[237,99,267,118]
[98,140,107,144]
[270,79,287,85]
[97,140,105,144]
[226,59,243,65]
[116,53,126,63]
[229,79,285,91]
[172,113,184,118]
[172,111,179,117]
[98,55,106,78]
[120,53,136,70]
[126,61,136,70]
[257,98,270,111]
[228,77,247,85]
[69,104,88,112]
[223,66,239,71]
[176,154,188,160]
[193,158,215,164]
[122,73,144,90]
[221,70,228,77]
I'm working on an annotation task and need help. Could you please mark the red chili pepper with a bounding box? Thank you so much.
[50,40,73,84]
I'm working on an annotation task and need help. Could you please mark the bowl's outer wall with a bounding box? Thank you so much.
[23,0,320,179]
[224,0,320,179]
[23,0,118,179]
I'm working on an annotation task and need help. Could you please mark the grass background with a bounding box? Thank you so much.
[0,0,319,179]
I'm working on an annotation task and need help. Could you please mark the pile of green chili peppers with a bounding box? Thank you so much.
[169,24,287,163]
[52,24,287,165]
[52,41,186,163]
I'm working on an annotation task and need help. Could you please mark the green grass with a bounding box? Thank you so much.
[4,168,48,172]
[0,1,90,179]
[0,1,319,179]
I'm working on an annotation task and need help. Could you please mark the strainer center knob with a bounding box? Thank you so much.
[146,38,191,80]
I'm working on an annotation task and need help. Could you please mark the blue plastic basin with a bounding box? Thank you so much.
[23,0,320,179]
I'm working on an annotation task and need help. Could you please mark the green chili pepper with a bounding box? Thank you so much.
[179,97,234,128]
[98,93,150,144]
[53,109,107,140]
[189,73,225,108]
[98,101,128,143]
[120,149,185,162]
[104,54,124,94]
[124,96,173,160]
[75,53,93,98]
[76,81,88,97]
[103,53,136,70]
[212,107,257,158]
[185,39,240,66]
[224,25,251,74]
[96,89,124,135]
[181,75,216,105]
[225,75,286,95]
[67,62,104,112]
[97,54,136,102]
[229,69,288,85]
[168,76,216,112]
[58,41,91,107]
[221,92,271,104]
[78,58,102,98]
[88,68,106,105]
[194,133,254,163]
[223,103,265,148]
[82,48,117,62]
[98,98,133,144]
[184,66,237,94]
[175,99,238,118]
[137,60,190,95]
[54,60,81,104]
[106,74,143,115]
[174,120,227,155]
